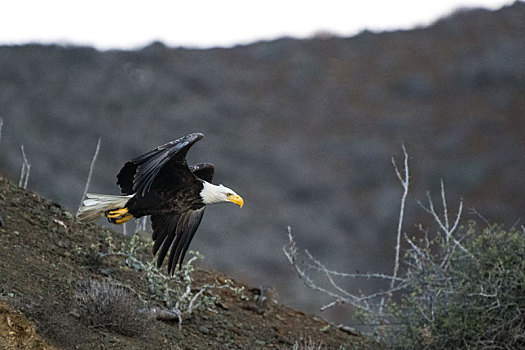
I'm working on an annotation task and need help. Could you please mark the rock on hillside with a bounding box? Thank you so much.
[0,176,379,349]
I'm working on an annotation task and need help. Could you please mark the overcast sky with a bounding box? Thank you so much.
[0,0,514,50]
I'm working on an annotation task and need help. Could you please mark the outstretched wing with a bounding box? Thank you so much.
[148,163,212,272]
[151,208,205,274]
[189,163,214,183]
[117,133,204,196]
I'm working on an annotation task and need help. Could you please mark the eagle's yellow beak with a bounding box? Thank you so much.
[227,194,244,208]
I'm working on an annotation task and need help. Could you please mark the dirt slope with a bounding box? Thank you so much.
[0,176,379,349]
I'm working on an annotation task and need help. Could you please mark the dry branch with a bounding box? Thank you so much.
[18,144,30,189]
[390,144,409,289]
[418,181,470,256]
[78,137,101,212]
[284,226,407,313]
[283,146,468,323]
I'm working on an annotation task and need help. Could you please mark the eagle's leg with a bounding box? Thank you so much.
[107,213,134,225]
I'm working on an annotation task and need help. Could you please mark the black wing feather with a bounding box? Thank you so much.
[167,213,192,273]
[117,133,204,196]
[178,212,205,268]
[151,207,205,274]
[151,214,179,254]
[168,210,205,272]
[155,219,178,269]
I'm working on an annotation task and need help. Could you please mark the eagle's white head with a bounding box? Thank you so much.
[200,181,244,207]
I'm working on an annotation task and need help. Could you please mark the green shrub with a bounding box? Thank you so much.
[389,223,525,349]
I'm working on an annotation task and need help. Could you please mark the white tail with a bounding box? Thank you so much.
[76,193,133,222]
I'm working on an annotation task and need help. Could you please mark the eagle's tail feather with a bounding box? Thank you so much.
[76,193,133,222]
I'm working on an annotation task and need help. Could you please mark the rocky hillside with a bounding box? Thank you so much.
[1,2,524,321]
[0,176,379,349]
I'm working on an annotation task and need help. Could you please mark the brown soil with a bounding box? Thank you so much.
[0,301,56,349]
[0,176,380,349]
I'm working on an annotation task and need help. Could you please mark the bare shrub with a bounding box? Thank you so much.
[284,148,525,348]
[284,148,413,314]
[73,279,153,337]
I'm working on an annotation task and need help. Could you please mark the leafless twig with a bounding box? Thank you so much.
[18,145,30,189]
[0,118,3,144]
[284,226,406,313]
[469,207,492,228]
[303,265,404,282]
[418,181,470,256]
[284,227,365,310]
[78,138,101,212]
[391,144,409,289]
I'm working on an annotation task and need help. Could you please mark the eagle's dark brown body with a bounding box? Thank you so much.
[125,183,205,217]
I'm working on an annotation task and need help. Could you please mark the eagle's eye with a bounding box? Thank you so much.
[226,193,233,197]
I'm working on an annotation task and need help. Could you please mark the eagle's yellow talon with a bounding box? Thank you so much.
[106,208,129,218]
[112,213,134,225]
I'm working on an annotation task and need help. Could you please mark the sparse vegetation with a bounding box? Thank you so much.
[286,149,525,348]
[92,230,244,330]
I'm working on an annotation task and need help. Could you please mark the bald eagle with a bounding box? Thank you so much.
[77,133,243,273]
